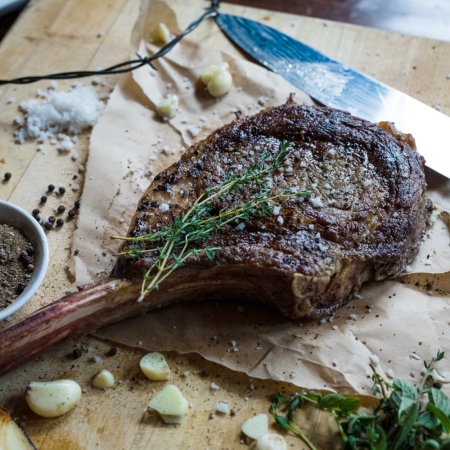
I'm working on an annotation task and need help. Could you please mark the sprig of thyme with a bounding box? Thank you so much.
[112,141,312,301]
[270,351,450,450]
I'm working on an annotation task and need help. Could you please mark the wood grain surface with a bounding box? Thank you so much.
[0,0,449,449]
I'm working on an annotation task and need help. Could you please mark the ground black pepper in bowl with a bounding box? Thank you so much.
[0,223,35,312]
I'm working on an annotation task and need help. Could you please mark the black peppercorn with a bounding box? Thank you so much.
[230,409,236,416]
[74,200,80,209]
[17,284,25,293]
[26,264,34,272]
[40,195,47,203]
[48,184,55,191]
[19,251,28,261]
[4,172,11,180]
[34,215,41,222]
[44,222,53,230]
[26,246,34,255]
[57,205,65,213]
[72,349,82,359]
[109,347,118,356]
[68,209,76,218]
[32,208,40,216]
[59,186,66,194]
[48,216,56,223]
[433,382,442,390]
[201,369,209,377]
[23,256,33,265]
[56,218,64,227]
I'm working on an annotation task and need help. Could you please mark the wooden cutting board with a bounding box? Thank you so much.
[0,1,449,449]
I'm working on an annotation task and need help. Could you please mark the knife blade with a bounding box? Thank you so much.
[215,13,450,179]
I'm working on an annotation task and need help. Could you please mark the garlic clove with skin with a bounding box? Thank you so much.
[25,380,81,418]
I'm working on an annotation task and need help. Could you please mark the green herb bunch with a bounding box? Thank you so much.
[113,141,312,301]
[271,351,450,450]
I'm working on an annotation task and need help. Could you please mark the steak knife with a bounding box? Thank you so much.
[215,13,450,179]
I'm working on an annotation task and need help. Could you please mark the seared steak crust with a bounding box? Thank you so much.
[115,100,430,318]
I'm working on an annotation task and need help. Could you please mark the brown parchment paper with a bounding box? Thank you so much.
[71,0,450,394]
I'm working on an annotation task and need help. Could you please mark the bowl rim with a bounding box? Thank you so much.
[0,199,49,321]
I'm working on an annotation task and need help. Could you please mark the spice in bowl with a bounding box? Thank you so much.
[0,223,35,312]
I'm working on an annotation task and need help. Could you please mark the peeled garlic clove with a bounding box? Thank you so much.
[153,23,170,44]
[148,385,188,420]
[25,380,81,418]
[249,434,287,450]
[199,62,230,84]
[140,352,171,381]
[156,95,179,120]
[0,406,35,449]
[207,70,232,97]
[242,414,269,440]
[92,369,114,389]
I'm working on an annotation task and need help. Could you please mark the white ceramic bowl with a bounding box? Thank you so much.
[0,199,49,321]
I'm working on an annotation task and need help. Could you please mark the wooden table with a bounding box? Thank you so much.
[0,1,449,449]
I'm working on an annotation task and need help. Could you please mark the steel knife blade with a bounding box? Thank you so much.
[215,13,450,179]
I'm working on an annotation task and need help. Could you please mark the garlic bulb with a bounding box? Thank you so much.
[25,380,81,418]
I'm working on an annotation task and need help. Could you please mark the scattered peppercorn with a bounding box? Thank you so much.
[44,222,53,230]
[56,218,64,227]
[434,382,442,390]
[17,284,25,293]
[74,200,80,209]
[57,205,65,213]
[74,249,79,255]
[26,246,34,255]
[26,264,34,272]
[48,184,55,192]
[4,172,11,180]
[230,409,236,416]
[59,186,66,194]
[48,216,56,223]
[40,195,47,203]
[201,370,209,377]
[34,215,41,222]
[109,347,118,356]
[19,251,28,261]
[72,349,82,359]
[32,209,40,216]
[68,209,76,218]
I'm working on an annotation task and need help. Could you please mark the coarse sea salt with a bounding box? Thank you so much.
[14,85,105,145]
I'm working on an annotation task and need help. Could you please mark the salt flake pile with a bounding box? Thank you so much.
[14,85,105,151]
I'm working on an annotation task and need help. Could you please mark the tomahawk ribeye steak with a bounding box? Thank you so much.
[0,96,431,374]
